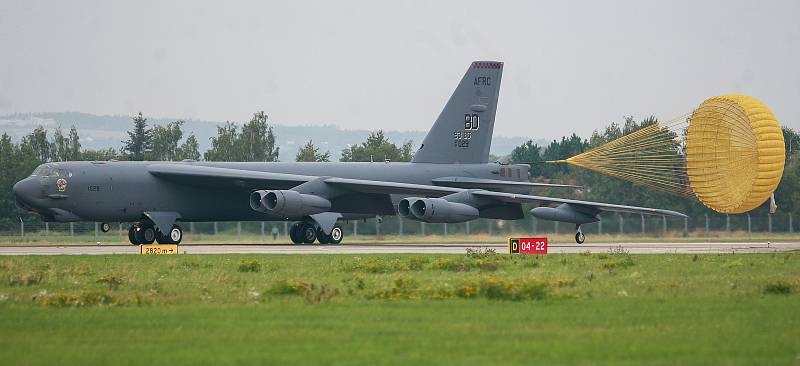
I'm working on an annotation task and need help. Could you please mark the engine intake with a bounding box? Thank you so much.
[398,197,478,223]
[250,190,331,217]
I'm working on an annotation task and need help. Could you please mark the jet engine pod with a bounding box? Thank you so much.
[254,190,332,217]
[250,190,269,212]
[398,197,422,218]
[530,203,599,225]
[407,197,479,223]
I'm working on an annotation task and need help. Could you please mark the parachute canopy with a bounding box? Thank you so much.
[554,94,784,214]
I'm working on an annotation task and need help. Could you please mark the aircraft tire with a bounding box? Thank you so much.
[136,224,156,244]
[289,223,303,244]
[328,225,343,245]
[128,225,138,245]
[575,231,585,244]
[101,222,111,233]
[300,222,317,244]
[169,225,183,244]
[317,228,331,244]
[155,225,183,244]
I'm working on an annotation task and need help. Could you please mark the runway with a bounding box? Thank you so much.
[0,241,798,255]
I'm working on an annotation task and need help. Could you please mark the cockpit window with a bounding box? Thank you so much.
[32,165,51,176]
[30,164,71,177]
[53,168,70,177]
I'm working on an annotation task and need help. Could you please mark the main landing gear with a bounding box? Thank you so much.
[574,224,586,244]
[128,222,183,245]
[289,221,343,245]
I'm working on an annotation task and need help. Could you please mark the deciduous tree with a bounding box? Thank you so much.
[296,140,331,162]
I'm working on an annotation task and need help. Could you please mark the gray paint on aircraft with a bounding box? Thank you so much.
[12,61,686,245]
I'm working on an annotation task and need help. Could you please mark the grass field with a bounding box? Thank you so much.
[1,251,799,365]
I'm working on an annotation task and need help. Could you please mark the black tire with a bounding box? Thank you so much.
[300,222,317,244]
[317,228,331,244]
[156,225,183,244]
[101,222,111,233]
[128,225,138,245]
[575,231,585,244]
[289,223,303,244]
[329,225,343,244]
[137,225,156,244]
[168,225,183,244]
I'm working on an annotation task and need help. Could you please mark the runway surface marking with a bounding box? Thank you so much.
[0,242,798,255]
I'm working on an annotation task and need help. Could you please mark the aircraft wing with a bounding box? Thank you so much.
[324,177,462,196]
[147,164,314,190]
[322,178,684,218]
[147,165,684,218]
[431,177,581,191]
[471,190,687,217]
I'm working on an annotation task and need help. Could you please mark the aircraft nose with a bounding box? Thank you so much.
[13,178,39,203]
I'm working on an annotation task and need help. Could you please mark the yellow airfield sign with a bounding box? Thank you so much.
[139,244,179,255]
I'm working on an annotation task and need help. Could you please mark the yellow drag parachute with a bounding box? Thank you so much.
[555,94,784,214]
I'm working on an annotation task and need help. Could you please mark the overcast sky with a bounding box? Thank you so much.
[1,0,798,140]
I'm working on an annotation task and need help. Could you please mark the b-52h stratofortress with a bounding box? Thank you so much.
[13,61,686,245]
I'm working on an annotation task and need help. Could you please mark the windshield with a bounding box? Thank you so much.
[31,164,71,177]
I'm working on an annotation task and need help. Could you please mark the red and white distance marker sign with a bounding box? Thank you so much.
[508,237,548,254]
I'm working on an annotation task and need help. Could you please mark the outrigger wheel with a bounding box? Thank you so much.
[575,225,585,244]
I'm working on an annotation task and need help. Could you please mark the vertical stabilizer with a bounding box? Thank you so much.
[412,61,503,164]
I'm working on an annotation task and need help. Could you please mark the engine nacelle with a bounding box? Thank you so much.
[249,190,269,212]
[530,203,599,225]
[250,190,331,217]
[398,197,479,223]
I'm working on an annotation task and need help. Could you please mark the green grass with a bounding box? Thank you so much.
[1,252,799,365]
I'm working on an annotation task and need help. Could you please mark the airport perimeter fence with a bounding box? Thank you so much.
[0,211,798,243]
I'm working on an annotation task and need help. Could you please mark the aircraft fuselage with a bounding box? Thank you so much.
[13,160,530,223]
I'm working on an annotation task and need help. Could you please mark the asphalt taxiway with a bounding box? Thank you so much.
[0,241,797,255]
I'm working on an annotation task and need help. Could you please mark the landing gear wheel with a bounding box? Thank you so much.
[317,228,331,244]
[575,231,586,244]
[289,222,303,244]
[135,224,156,244]
[100,222,111,233]
[128,225,138,245]
[328,225,343,244]
[168,225,183,244]
[156,225,183,244]
[300,222,317,244]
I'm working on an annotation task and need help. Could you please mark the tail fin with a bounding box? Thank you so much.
[412,61,503,164]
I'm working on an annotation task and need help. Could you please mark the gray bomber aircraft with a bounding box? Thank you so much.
[12,61,686,245]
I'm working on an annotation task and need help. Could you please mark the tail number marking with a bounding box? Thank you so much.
[454,114,480,148]
[464,114,480,130]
